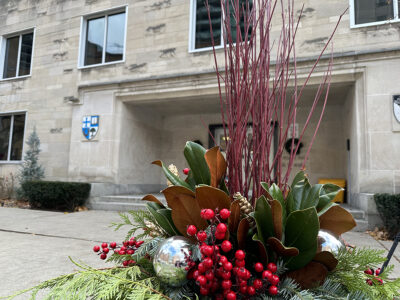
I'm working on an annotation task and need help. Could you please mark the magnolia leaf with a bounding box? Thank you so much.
[237,218,251,249]
[146,203,178,236]
[253,195,274,244]
[204,146,227,188]
[260,182,274,201]
[152,160,193,191]
[196,185,231,211]
[284,207,319,270]
[317,183,343,211]
[286,261,328,289]
[319,205,356,236]
[142,194,164,207]
[302,184,323,210]
[267,237,299,257]
[157,208,180,236]
[162,186,207,237]
[253,234,269,265]
[270,199,283,240]
[228,200,241,234]
[286,171,308,213]
[183,141,211,185]
[313,251,338,271]
[185,170,197,190]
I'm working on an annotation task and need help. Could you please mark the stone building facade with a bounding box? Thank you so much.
[0,0,400,212]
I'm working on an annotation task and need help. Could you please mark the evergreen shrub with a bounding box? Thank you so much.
[22,181,91,211]
[374,193,400,239]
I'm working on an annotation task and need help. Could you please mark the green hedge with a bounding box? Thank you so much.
[21,181,91,211]
[374,193,400,239]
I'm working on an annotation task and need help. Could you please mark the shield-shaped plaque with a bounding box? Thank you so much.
[394,95,400,124]
[82,115,99,140]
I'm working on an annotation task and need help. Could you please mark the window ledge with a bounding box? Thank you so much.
[350,18,400,29]
[0,75,31,82]
[77,60,125,70]
[189,45,224,54]
[0,161,23,165]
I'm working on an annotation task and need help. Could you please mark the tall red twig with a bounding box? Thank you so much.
[207,0,345,204]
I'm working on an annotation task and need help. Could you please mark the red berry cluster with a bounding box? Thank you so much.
[364,267,383,286]
[93,237,144,266]
[186,208,280,299]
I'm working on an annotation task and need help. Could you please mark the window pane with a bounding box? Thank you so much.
[228,0,253,43]
[3,36,19,79]
[355,0,394,24]
[105,12,125,63]
[18,33,33,76]
[195,0,221,49]
[0,116,11,161]
[10,114,25,160]
[85,17,105,65]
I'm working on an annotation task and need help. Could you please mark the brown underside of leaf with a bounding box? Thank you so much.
[237,218,251,249]
[205,146,227,188]
[270,200,283,240]
[254,239,269,265]
[196,185,231,211]
[313,251,338,271]
[162,186,207,238]
[142,194,164,206]
[229,200,241,234]
[319,205,357,236]
[267,237,299,257]
[286,261,328,289]
[151,160,162,167]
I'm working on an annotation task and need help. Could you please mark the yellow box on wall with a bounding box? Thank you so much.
[318,178,346,203]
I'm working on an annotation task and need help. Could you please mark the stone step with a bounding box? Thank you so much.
[89,194,165,212]
[341,204,365,220]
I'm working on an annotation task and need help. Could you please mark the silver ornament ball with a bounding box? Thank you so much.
[153,236,194,287]
[317,230,345,254]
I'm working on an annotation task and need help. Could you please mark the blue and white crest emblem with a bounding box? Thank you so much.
[82,115,99,140]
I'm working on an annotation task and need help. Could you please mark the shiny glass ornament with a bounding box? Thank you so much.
[317,230,345,254]
[153,236,193,287]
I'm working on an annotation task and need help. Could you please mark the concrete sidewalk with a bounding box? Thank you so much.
[0,207,399,299]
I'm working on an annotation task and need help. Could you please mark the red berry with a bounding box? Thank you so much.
[262,270,273,280]
[201,245,214,257]
[136,241,144,247]
[123,260,129,266]
[183,168,190,175]
[103,248,109,254]
[205,271,214,281]
[219,255,228,264]
[253,278,263,289]
[254,262,263,272]
[235,259,245,267]
[247,286,256,296]
[197,231,207,242]
[267,262,277,273]
[221,271,231,280]
[270,274,280,286]
[226,291,236,300]
[187,225,197,236]
[245,269,251,279]
[235,250,246,260]
[193,270,200,279]
[123,241,129,247]
[199,287,209,295]
[269,285,278,296]
[215,231,226,240]
[223,262,233,272]
[93,245,100,252]
[376,277,383,285]
[110,242,117,249]
[238,268,247,279]
[221,280,232,290]
[197,275,207,286]
[128,240,135,246]
[119,250,126,255]
[101,242,108,248]
[239,285,247,294]
[127,249,135,255]
[221,240,232,252]
[219,209,231,219]
[216,223,227,233]
[198,262,206,273]
[100,253,107,260]
[203,258,214,269]
[366,279,373,286]
[120,246,126,251]
[202,209,215,220]
[375,268,381,275]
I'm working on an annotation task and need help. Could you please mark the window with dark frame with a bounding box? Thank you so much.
[193,0,252,50]
[2,32,33,79]
[83,10,126,66]
[0,113,26,161]
[354,0,397,25]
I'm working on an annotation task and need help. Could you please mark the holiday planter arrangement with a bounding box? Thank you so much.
[5,0,400,299]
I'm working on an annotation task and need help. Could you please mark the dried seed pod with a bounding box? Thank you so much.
[167,164,180,186]
[233,192,255,226]
[144,220,168,237]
